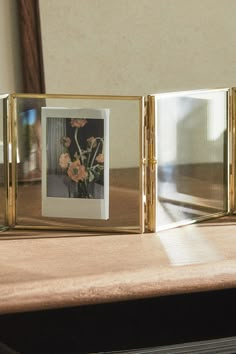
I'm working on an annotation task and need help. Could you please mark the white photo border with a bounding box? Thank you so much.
[42,107,109,220]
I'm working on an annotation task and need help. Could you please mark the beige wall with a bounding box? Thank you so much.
[0,0,22,145]
[0,0,22,93]
[39,0,236,166]
[40,0,236,95]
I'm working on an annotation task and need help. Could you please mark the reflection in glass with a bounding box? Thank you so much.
[17,99,42,181]
[155,90,228,230]
[14,96,141,231]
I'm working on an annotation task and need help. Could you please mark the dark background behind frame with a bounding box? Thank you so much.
[18,0,45,94]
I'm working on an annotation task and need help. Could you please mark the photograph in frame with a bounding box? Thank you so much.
[42,107,109,220]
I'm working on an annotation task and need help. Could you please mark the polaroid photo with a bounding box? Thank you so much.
[42,107,109,220]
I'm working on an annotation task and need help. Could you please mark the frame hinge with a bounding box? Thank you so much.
[144,95,157,232]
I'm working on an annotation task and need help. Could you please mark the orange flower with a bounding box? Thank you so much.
[59,153,71,169]
[71,118,88,128]
[95,153,104,163]
[67,160,88,182]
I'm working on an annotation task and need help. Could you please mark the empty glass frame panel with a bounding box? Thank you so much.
[11,94,144,232]
[153,89,229,230]
[0,95,8,228]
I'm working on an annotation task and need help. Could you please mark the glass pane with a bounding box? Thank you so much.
[155,89,229,230]
[0,95,8,227]
[14,95,142,232]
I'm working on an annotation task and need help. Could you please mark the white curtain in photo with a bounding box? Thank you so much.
[47,118,66,174]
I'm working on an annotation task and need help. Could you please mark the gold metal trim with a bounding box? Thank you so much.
[148,159,157,164]
[13,224,141,234]
[142,96,148,232]
[11,93,143,101]
[142,158,157,165]
[1,95,9,228]
[226,89,231,214]
[231,88,236,212]
[9,94,17,227]
[144,95,157,232]
[139,96,145,233]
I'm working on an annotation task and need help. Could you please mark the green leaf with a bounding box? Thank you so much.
[88,170,95,182]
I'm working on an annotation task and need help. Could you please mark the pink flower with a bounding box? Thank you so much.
[60,136,71,148]
[59,153,71,169]
[67,160,88,182]
[87,136,97,148]
[71,118,88,128]
[95,153,104,163]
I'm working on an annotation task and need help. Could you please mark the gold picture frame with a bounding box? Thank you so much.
[0,88,235,236]
[1,93,145,234]
[147,88,231,231]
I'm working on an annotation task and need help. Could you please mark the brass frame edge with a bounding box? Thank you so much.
[11,93,143,101]
[144,95,157,232]
[143,96,148,232]
[9,94,17,226]
[139,96,145,233]
[231,88,236,212]
[2,96,9,227]
[13,224,141,234]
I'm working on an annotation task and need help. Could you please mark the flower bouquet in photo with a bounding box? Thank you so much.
[59,118,105,199]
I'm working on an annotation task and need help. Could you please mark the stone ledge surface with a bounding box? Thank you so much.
[0,217,236,314]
